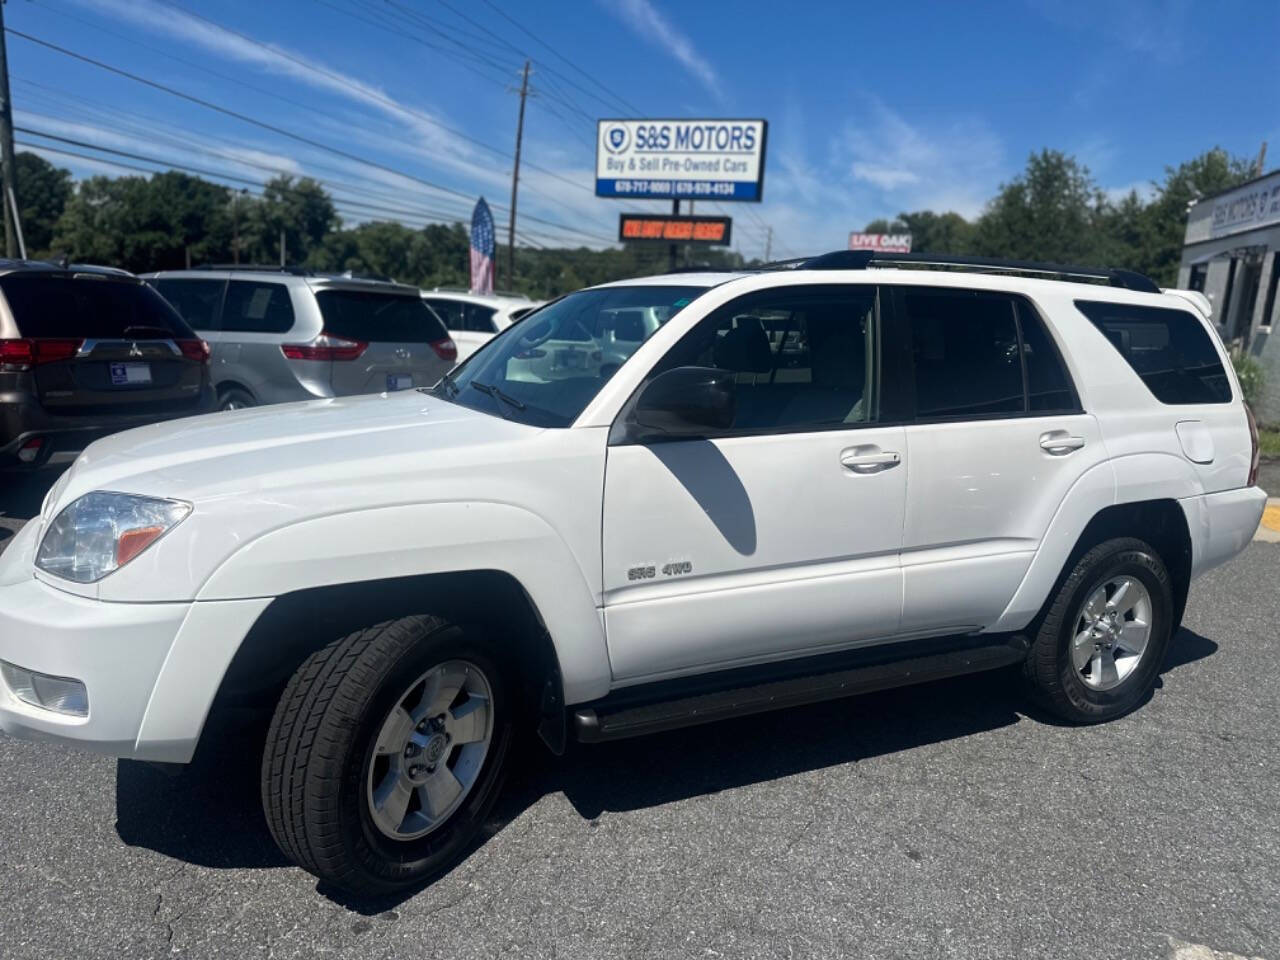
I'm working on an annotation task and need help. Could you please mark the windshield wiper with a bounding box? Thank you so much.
[470,380,526,412]
[470,380,526,410]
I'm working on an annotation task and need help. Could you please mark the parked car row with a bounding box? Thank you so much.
[1,260,543,470]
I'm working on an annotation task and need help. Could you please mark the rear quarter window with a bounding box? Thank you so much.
[317,290,448,343]
[1075,300,1231,404]
[0,273,193,339]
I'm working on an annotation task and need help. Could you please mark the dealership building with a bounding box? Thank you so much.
[1178,168,1280,419]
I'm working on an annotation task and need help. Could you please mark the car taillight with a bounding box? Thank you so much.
[176,339,210,363]
[429,337,457,363]
[1246,403,1260,487]
[281,332,367,361]
[0,338,82,371]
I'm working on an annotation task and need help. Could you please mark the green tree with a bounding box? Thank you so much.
[972,149,1109,264]
[1135,148,1254,285]
[51,172,231,271]
[14,152,73,257]
[248,176,337,265]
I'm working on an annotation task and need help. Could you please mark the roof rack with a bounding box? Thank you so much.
[795,250,1161,293]
[191,264,313,275]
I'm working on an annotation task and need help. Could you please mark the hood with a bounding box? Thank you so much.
[52,391,537,512]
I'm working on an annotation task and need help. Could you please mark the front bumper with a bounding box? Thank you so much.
[0,554,273,762]
[0,577,190,757]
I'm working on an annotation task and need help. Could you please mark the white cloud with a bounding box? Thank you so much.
[604,0,723,101]
[838,99,1007,219]
[69,0,620,247]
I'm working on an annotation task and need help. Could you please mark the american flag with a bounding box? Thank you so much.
[470,197,495,295]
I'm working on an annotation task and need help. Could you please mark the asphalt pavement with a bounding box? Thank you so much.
[0,469,1277,959]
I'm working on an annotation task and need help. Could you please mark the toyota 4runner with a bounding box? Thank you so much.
[0,251,1265,895]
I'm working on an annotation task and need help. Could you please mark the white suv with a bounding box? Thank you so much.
[0,252,1264,896]
[420,289,541,362]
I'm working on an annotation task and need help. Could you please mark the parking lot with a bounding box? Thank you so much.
[0,471,1274,960]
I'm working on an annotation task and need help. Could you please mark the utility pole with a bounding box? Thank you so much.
[1256,141,1269,177]
[764,226,773,262]
[0,0,20,258]
[668,199,679,272]
[507,59,530,291]
[279,225,286,267]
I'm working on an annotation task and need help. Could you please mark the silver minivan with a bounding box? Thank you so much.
[143,268,456,410]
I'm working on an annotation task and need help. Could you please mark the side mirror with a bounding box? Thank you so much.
[621,366,737,443]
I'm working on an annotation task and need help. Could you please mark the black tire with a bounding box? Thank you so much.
[218,387,256,411]
[261,615,513,895]
[1023,537,1174,723]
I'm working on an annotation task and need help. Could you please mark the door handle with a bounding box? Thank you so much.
[1039,432,1086,455]
[840,449,901,472]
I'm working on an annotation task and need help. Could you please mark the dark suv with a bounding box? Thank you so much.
[0,261,216,470]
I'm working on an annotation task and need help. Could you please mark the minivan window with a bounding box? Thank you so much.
[0,274,193,339]
[154,278,225,332]
[222,280,295,334]
[1075,300,1231,404]
[903,290,1024,419]
[436,285,704,427]
[317,290,448,343]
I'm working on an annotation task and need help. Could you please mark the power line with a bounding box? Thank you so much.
[448,0,638,117]
[6,29,614,242]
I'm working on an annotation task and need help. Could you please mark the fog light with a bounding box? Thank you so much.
[0,661,88,717]
[16,438,43,463]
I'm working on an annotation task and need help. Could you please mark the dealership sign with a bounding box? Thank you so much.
[848,232,913,253]
[619,214,731,245]
[1209,175,1280,239]
[596,119,768,202]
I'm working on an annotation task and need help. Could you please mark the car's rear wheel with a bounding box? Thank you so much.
[1023,537,1174,723]
[261,615,513,895]
[218,387,255,411]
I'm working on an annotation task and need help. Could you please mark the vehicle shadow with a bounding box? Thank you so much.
[113,627,1218,913]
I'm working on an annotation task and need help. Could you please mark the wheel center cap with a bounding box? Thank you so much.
[422,733,448,765]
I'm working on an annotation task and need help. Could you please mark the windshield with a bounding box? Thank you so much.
[433,284,705,427]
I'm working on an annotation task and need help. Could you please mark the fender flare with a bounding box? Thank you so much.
[196,500,610,704]
[133,502,609,763]
[988,452,1201,633]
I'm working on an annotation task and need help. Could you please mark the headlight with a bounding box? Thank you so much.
[36,492,192,584]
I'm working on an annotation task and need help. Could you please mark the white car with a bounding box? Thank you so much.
[0,251,1265,896]
[420,289,542,362]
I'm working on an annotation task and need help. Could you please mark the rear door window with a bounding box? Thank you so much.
[153,278,225,332]
[1075,300,1231,404]
[317,290,448,343]
[901,289,1025,419]
[1017,300,1078,412]
[222,280,295,334]
[0,273,193,339]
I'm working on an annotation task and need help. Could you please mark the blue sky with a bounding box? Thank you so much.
[6,0,1279,260]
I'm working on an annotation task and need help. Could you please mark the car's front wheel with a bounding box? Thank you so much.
[261,615,513,895]
[1023,537,1175,723]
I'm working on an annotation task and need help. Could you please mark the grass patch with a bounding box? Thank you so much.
[1260,427,1280,459]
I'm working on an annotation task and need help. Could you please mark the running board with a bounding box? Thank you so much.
[573,635,1029,744]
